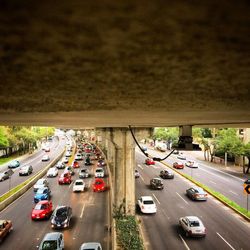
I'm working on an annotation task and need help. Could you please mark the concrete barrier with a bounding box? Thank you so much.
[0,149,65,212]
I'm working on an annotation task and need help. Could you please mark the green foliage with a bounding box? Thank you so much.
[201,128,212,138]
[153,127,178,142]
[116,216,144,250]
[0,126,9,147]
[113,200,144,250]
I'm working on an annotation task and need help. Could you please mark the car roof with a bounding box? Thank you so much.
[140,196,153,200]
[185,216,201,221]
[152,177,162,181]
[37,200,49,205]
[80,242,101,249]
[43,232,62,240]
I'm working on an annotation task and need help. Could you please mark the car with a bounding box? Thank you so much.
[38,232,64,250]
[51,206,72,229]
[92,178,106,192]
[80,242,102,250]
[58,172,72,185]
[137,196,157,214]
[31,200,53,220]
[95,168,105,178]
[177,153,186,160]
[159,169,174,179]
[47,167,58,177]
[145,158,155,165]
[34,187,51,203]
[44,147,50,152]
[85,156,91,166]
[94,153,103,160]
[186,187,208,201]
[62,157,69,164]
[75,153,83,161]
[72,160,80,168]
[8,160,20,168]
[73,179,85,192]
[150,178,164,190]
[79,168,89,178]
[34,179,49,192]
[0,169,13,181]
[55,161,66,169]
[65,166,75,176]
[65,151,72,157]
[0,220,13,243]
[185,161,199,168]
[173,162,184,169]
[42,155,50,161]
[48,136,53,142]
[97,159,106,167]
[179,216,206,237]
[19,165,33,176]
[135,169,140,178]
[85,145,92,153]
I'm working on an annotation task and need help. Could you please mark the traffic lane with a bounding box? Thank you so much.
[0,161,109,249]
[135,159,250,250]
[0,140,65,196]
[144,148,248,209]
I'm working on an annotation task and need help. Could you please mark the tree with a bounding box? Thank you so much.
[0,126,9,147]
[243,143,250,174]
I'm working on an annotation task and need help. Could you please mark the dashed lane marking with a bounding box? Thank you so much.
[138,164,143,170]
[179,234,191,250]
[140,176,145,183]
[152,193,160,204]
[216,232,236,250]
[80,204,85,218]
[176,192,189,205]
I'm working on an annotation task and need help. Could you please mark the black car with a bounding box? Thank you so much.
[160,170,174,179]
[150,178,164,190]
[51,206,72,229]
[85,156,91,166]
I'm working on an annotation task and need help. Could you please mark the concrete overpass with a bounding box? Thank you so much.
[0,0,250,214]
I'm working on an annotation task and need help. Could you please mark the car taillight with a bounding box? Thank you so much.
[188,230,192,235]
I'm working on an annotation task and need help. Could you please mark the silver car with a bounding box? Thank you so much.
[80,242,102,250]
[186,187,208,201]
[38,232,64,250]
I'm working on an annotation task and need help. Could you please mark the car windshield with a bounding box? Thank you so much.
[36,180,44,185]
[75,182,83,185]
[143,200,154,205]
[190,220,200,227]
[95,181,103,185]
[96,169,103,173]
[56,208,67,217]
[37,189,46,194]
[35,204,46,210]
[42,240,57,250]
[81,169,87,173]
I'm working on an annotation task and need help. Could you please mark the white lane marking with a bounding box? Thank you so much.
[229,190,238,195]
[140,176,145,183]
[138,164,143,170]
[80,204,85,218]
[179,234,191,250]
[176,192,189,205]
[152,193,160,205]
[209,180,217,185]
[69,182,73,188]
[161,209,170,220]
[216,232,236,250]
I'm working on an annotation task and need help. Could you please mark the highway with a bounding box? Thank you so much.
[0,137,65,196]
[135,149,250,250]
[0,143,110,249]
[146,147,249,209]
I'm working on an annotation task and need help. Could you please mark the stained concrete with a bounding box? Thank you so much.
[0,0,249,127]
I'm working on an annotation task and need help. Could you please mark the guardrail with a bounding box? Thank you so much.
[0,148,65,212]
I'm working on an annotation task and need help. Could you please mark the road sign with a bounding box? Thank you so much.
[244,184,250,195]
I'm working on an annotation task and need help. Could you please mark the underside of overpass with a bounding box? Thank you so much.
[0,0,250,128]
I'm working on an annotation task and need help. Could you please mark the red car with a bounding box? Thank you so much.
[145,158,155,165]
[92,178,106,192]
[173,162,184,169]
[72,161,80,168]
[58,172,72,185]
[31,200,53,220]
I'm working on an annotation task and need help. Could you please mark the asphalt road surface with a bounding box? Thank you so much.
[0,147,110,250]
[135,149,250,250]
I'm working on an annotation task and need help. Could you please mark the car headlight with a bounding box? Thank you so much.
[62,219,68,224]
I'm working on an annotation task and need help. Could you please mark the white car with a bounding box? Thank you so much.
[47,167,58,177]
[62,157,69,164]
[137,196,157,214]
[42,155,50,161]
[80,242,102,250]
[73,179,85,192]
[179,216,206,237]
[95,168,105,178]
[34,178,49,192]
[75,154,83,161]
[185,161,199,168]
[65,151,72,157]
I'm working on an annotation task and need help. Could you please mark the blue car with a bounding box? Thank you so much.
[34,187,51,203]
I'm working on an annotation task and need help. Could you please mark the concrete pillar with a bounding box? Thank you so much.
[109,128,135,214]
